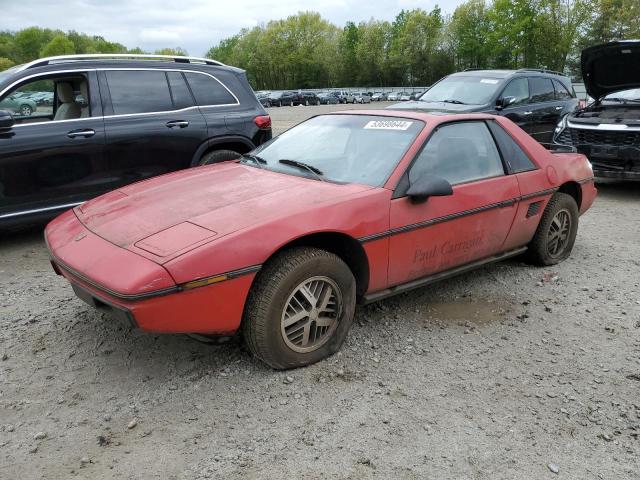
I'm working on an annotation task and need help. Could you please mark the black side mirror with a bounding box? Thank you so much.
[496,96,516,110]
[0,110,15,129]
[406,174,453,203]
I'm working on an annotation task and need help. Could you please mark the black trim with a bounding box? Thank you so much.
[361,247,527,304]
[520,187,558,201]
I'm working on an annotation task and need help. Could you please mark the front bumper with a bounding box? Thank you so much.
[46,210,256,334]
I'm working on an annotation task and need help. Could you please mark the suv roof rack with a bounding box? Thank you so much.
[516,68,565,76]
[18,54,225,72]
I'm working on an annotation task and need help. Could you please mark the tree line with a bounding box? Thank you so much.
[1,0,638,90]
[206,0,640,89]
[0,27,186,71]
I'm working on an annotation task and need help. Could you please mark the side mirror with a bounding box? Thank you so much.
[0,110,15,129]
[496,96,516,110]
[406,174,453,203]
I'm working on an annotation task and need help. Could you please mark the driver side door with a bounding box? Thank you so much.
[387,120,520,286]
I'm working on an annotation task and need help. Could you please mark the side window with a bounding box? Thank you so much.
[106,71,172,115]
[184,72,236,106]
[500,78,529,106]
[0,74,90,123]
[166,72,194,109]
[529,77,555,103]
[552,79,573,100]
[409,121,504,186]
[486,121,536,173]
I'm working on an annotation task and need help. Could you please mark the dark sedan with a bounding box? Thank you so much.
[317,92,339,104]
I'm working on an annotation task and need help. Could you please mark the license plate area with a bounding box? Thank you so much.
[71,283,137,327]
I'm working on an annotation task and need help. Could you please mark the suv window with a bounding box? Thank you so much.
[0,74,89,123]
[552,79,573,100]
[486,121,536,173]
[184,72,236,106]
[409,121,504,186]
[500,78,529,106]
[106,70,172,115]
[529,77,555,103]
[167,72,194,109]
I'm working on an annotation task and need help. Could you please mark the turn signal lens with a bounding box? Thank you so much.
[182,275,228,290]
[254,115,271,129]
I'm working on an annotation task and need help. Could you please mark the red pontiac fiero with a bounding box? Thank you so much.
[45,111,596,369]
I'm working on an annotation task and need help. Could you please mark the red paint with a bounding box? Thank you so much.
[45,111,597,334]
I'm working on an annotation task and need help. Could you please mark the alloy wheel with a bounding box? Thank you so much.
[280,276,342,353]
[547,208,571,258]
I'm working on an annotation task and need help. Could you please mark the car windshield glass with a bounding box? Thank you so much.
[247,114,424,186]
[419,75,502,105]
[604,88,640,102]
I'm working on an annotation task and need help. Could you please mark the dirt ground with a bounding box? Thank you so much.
[1,103,639,480]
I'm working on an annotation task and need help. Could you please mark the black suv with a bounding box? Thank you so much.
[0,54,272,227]
[389,69,578,146]
[554,41,640,180]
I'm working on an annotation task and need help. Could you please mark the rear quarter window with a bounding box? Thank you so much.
[184,72,237,106]
[487,121,537,173]
[552,79,573,100]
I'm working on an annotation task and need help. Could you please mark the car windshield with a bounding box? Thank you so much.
[245,114,424,186]
[603,88,640,103]
[419,75,502,105]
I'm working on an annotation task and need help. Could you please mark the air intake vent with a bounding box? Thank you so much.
[526,201,543,218]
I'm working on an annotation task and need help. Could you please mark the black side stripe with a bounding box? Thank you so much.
[359,187,559,244]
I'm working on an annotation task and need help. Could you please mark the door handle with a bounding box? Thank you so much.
[166,120,189,128]
[523,111,533,115]
[67,128,95,138]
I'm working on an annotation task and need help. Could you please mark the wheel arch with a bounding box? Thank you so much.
[557,181,582,210]
[190,136,256,167]
[259,231,370,299]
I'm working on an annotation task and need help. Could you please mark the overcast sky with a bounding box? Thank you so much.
[2,0,467,56]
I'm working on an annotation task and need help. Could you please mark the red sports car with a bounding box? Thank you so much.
[45,111,596,369]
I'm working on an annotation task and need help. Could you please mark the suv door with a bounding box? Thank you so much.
[527,76,561,145]
[101,69,208,187]
[388,121,520,286]
[496,77,536,136]
[0,71,106,224]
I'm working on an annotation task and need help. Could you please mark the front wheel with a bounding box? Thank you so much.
[20,105,33,116]
[243,247,356,369]
[526,192,579,265]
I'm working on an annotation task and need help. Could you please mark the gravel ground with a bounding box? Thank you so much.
[1,103,640,480]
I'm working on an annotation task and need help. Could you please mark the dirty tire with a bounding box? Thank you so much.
[526,192,579,266]
[198,149,241,166]
[243,247,356,370]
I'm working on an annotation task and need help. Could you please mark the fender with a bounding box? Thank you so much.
[190,135,256,167]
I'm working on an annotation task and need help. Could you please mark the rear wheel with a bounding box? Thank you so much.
[20,105,33,116]
[243,247,356,369]
[198,149,241,166]
[526,192,579,265]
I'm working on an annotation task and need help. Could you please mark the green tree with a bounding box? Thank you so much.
[0,57,14,71]
[40,34,76,57]
[155,47,188,56]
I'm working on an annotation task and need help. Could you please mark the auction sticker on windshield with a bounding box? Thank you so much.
[364,120,413,130]
[480,78,499,84]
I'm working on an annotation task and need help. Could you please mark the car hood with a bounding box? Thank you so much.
[387,101,484,113]
[75,162,372,259]
[582,40,640,100]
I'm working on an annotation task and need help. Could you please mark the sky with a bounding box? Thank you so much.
[1,0,467,56]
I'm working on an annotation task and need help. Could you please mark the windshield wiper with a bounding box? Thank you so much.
[442,99,467,105]
[278,159,325,181]
[605,97,640,104]
[240,154,267,168]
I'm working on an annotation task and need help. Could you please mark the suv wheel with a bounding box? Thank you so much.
[243,247,356,369]
[526,193,579,265]
[198,149,241,166]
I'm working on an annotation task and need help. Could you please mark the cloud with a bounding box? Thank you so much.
[3,0,467,55]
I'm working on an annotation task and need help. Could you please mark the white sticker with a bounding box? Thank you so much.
[364,120,413,131]
[480,78,499,84]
